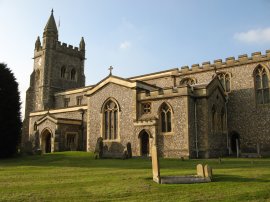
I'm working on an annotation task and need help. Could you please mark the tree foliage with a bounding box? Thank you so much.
[0,63,22,158]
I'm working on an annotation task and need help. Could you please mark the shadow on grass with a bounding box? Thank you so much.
[214,174,270,183]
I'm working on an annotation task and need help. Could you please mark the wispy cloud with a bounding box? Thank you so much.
[234,28,270,44]
[119,41,131,50]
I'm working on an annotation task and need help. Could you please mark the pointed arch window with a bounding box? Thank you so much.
[254,65,270,104]
[217,72,231,92]
[61,66,66,78]
[180,77,196,86]
[71,69,76,80]
[103,100,119,140]
[160,103,172,133]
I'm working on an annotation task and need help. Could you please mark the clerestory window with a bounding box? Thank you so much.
[180,77,196,86]
[254,65,270,104]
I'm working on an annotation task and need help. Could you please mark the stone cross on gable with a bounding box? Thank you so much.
[108,66,113,75]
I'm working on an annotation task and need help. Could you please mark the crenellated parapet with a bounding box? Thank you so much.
[138,86,190,101]
[55,41,85,58]
[179,50,270,75]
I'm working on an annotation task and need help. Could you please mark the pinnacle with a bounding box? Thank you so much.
[44,10,58,33]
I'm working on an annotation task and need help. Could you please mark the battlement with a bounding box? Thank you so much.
[138,86,189,101]
[179,50,270,75]
[56,41,84,57]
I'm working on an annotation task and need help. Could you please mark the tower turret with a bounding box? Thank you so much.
[42,9,58,48]
[35,36,41,51]
[79,37,85,51]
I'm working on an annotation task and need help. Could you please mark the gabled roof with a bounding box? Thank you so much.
[192,76,226,99]
[36,113,81,126]
[85,75,159,96]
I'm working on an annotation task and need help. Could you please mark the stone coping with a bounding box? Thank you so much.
[160,176,211,184]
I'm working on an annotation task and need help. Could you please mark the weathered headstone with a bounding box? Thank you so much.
[204,164,213,179]
[196,164,205,177]
[127,142,132,158]
[94,137,103,158]
[151,144,160,183]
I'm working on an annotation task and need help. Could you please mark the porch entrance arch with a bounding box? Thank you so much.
[138,130,152,156]
[41,129,52,153]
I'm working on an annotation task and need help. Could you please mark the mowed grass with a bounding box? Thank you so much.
[0,152,270,202]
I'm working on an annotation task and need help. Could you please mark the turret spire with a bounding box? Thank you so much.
[42,10,58,48]
[35,36,41,50]
[79,37,85,51]
[44,9,58,34]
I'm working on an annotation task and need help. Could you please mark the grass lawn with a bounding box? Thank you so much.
[0,152,270,202]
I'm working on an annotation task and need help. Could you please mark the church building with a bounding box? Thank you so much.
[22,11,270,158]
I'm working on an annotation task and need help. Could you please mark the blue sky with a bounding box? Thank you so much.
[1,0,270,115]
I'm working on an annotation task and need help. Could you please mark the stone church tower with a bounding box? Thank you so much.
[22,10,86,144]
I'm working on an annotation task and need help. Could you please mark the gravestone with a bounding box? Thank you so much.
[151,144,160,183]
[196,164,205,177]
[94,137,103,158]
[204,164,213,179]
[127,142,132,158]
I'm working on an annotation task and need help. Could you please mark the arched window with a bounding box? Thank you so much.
[160,103,172,133]
[103,99,119,140]
[61,66,66,78]
[254,65,270,104]
[217,72,231,92]
[34,122,38,131]
[212,105,217,133]
[71,69,76,80]
[180,77,196,86]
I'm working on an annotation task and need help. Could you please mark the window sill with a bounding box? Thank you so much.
[160,132,174,136]
[103,139,121,143]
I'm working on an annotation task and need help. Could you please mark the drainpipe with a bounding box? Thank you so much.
[194,98,199,159]
[225,96,230,155]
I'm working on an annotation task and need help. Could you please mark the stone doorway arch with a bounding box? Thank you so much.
[41,129,52,153]
[230,131,240,154]
[138,130,152,156]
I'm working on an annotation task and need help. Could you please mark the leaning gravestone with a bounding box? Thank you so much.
[151,144,160,183]
[126,142,132,158]
[94,137,103,158]
[196,164,205,177]
[204,164,213,179]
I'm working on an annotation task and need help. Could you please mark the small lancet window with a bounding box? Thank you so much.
[160,103,172,133]
[180,77,196,86]
[104,100,119,140]
[34,122,38,131]
[61,66,66,78]
[71,69,76,80]
[254,65,270,104]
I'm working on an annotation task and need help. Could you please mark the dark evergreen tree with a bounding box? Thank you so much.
[0,63,22,158]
